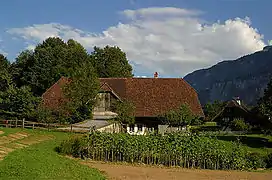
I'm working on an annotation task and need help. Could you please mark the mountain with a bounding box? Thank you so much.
[184,46,272,106]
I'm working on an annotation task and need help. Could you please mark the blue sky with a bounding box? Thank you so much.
[0,0,270,77]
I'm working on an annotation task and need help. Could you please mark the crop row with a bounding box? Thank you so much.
[56,132,269,170]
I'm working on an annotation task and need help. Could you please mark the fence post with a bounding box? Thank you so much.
[32,123,35,130]
[70,124,73,132]
[22,118,25,129]
[15,119,18,128]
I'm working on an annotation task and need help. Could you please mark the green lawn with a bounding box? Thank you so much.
[0,128,105,180]
[192,122,272,155]
[0,127,23,136]
[216,134,272,155]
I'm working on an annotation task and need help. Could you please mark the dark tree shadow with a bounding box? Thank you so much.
[216,135,272,149]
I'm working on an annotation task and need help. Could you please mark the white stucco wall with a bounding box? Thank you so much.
[127,124,146,135]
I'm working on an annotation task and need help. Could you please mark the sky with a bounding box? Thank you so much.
[0,0,271,77]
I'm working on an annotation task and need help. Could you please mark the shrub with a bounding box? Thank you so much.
[55,135,84,158]
[231,119,250,131]
[246,152,266,169]
[265,153,272,168]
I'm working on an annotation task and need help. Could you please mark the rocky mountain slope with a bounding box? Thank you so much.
[184,46,272,105]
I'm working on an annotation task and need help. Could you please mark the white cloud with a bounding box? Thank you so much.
[0,49,8,56]
[7,7,266,77]
[0,38,7,56]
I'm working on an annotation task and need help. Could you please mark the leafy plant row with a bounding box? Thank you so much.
[56,132,271,170]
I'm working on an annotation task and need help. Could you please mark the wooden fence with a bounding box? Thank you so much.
[0,119,92,133]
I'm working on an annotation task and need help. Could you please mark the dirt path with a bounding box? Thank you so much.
[83,161,272,180]
[0,131,52,160]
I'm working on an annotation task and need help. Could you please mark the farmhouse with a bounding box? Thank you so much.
[42,73,204,134]
[212,97,252,129]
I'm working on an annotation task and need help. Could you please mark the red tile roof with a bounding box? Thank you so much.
[42,77,204,117]
[41,76,70,110]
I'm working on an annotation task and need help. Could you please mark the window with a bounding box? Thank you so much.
[138,124,143,132]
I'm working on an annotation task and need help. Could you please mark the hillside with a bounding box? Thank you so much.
[184,46,272,105]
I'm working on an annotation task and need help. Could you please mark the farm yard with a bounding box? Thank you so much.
[0,127,271,179]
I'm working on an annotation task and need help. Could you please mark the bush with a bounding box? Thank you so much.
[55,135,84,158]
[57,132,250,170]
[246,152,266,169]
[231,119,250,131]
[265,153,272,168]
[191,117,204,126]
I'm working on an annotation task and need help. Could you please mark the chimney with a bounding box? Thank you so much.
[154,72,158,78]
[234,97,241,106]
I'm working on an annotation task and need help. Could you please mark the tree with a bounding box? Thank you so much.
[256,79,272,131]
[91,46,133,78]
[0,85,40,119]
[162,104,195,128]
[231,118,250,131]
[258,79,272,119]
[0,54,11,92]
[204,100,225,121]
[113,100,135,131]
[11,37,94,96]
[0,54,39,119]
[62,61,100,123]
[0,54,10,70]
[36,106,54,125]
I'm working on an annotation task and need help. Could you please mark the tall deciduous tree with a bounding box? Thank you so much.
[11,37,94,96]
[91,46,133,78]
[0,54,11,92]
[0,85,40,119]
[62,61,100,123]
[0,54,10,70]
[0,54,40,119]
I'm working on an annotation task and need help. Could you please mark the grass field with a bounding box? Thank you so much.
[0,128,105,180]
[216,134,272,155]
[192,122,272,155]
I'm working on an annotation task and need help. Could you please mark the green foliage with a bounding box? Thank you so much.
[113,100,135,125]
[0,54,11,92]
[56,135,84,158]
[62,62,100,123]
[57,132,258,170]
[162,104,195,127]
[246,152,266,170]
[0,56,40,119]
[256,78,272,131]
[265,153,272,168]
[0,85,40,119]
[231,119,250,131]
[204,100,225,121]
[91,46,133,78]
[11,37,94,96]
[0,54,10,70]
[191,116,204,126]
[36,106,54,124]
